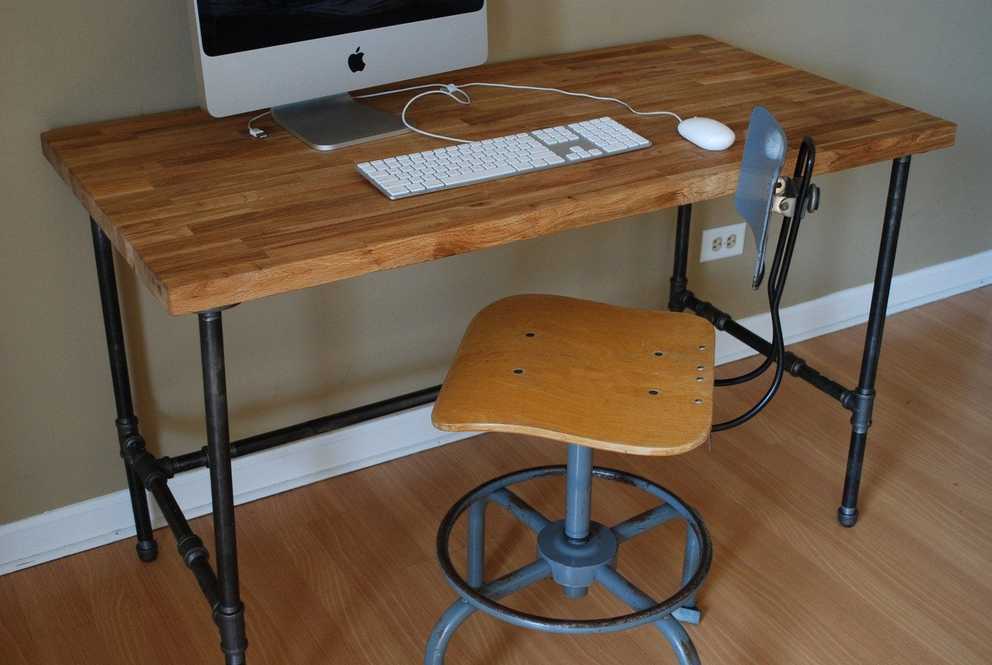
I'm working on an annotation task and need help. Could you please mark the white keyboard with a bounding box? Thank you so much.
[356,117,651,200]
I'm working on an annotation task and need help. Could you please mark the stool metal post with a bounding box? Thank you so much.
[90,219,158,562]
[562,444,595,599]
[565,444,593,541]
[198,310,248,665]
[838,155,912,527]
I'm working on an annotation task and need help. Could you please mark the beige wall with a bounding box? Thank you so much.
[1,1,989,524]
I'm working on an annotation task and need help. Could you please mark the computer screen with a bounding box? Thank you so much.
[197,1,486,57]
[188,0,488,144]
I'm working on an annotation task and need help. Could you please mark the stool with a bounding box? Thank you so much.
[426,294,716,664]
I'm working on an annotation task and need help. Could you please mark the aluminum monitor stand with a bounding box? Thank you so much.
[272,94,409,152]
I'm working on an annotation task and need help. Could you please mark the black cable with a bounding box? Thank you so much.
[713,211,792,387]
[711,138,816,432]
[711,244,789,431]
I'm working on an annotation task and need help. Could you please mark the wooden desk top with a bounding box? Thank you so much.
[42,35,955,315]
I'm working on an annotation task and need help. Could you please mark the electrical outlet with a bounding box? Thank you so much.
[700,223,747,262]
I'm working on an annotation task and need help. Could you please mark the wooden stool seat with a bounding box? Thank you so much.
[432,294,715,455]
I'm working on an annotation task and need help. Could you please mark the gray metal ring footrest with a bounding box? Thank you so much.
[425,462,712,665]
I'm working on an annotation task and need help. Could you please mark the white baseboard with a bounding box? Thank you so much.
[1,249,989,576]
[714,249,992,364]
[0,407,474,575]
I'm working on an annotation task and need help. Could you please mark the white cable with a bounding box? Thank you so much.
[354,82,683,144]
[247,110,272,139]
[396,86,474,143]
[461,82,683,122]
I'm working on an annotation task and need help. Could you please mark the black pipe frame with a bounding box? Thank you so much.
[668,155,912,528]
[198,310,248,665]
[160,385,441,476]
[87,154,910,663]
[838,155,912,526]
[90,221,158,563]
[89,217,447,663]
[679,291,853,407]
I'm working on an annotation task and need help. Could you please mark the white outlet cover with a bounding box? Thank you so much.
[700,223,747,263]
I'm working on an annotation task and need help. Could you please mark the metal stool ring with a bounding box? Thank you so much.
[436,465,712,635]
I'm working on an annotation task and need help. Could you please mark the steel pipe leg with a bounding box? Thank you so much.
[596,567,702,665]
[669,204,693,311]
[425,560,551,665]
[673,524,703,625]
[467,500,486,588]
[199,311,247,665]
[838,155,912,528]
[425,600,476,665]
[90,219,157,562]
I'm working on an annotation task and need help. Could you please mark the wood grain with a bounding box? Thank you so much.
[433,294,715,454]
[1,288,989,665]
[41,35,957,315]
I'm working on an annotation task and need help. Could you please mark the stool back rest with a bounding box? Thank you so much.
[734,106,788,289]
[709,110,817,432]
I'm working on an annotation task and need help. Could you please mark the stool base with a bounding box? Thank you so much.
[426,452,712,665]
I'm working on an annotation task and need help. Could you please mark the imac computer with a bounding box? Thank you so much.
[187,1,488,150]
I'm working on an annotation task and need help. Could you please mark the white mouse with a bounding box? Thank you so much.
[677,117,736,151]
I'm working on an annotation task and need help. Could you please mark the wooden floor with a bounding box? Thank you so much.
[2,288,990,665]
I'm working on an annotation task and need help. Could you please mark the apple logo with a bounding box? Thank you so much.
[348,47,366,73]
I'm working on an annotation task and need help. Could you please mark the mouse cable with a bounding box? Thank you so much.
[353,82,683,143]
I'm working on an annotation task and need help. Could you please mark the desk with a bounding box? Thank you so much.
[42,35,955,664]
